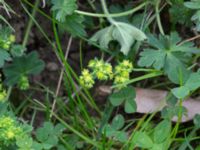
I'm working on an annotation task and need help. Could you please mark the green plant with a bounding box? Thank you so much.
[1,0,200,149]
[109,86,136,113]
[133,119,172,149]
[103,114,128,142]
[185,0,200,31]
[138,32,198,84]
[32,122,65,150]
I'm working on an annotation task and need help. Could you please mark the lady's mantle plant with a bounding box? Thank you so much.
[79,59,133,89]
[0,115,23,146]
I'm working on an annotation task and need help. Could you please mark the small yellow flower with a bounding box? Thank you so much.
[96,71,105,80]
[79,69,95,89]
[95,60,104,68]
[114,76,129,85]
[0,116,14,127]
[0,116,23,144]
[82,69,90,76]
[120,60,133,72]
[120,71,129,78]
[9,35,16,43]
[19,76,30,90]
[113,60,133,88]
[6,130,15,139]
[2,43,10,50]
[88,59,96,69]
[88,58,113,81]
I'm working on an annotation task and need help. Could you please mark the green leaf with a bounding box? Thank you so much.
[133,131,154,149]
[150,143,165,150]
[58,14,86,37]
[51,0,77,22]
[185,1,200,31]
[111,114,125,130]
[153,120,171,143]
[35,122,63,149]
[109,86,135,106]
[91,21,146,55]
[54,124,65,136]
[171,86,190,99]
[169,3,193,27]
[32,142,43,150]
[3,51,45,86]
[43,136,58,149]
[10,44,26,57]
[164,54,190,84]
[138,49,166,70]
[36,122,54,142]
[114,131,128,142]
[109,86,136,113]
[194,114,200,128]
[16,135,33,149]
[104,125,116,137]
[124,98,137,113]
[172,72,200,99]
[0,26,12,42]
[0,48,11,68]
[184,1,200,9]
[138,32,196,84]
[185,72,200,91]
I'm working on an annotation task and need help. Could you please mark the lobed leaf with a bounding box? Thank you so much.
[0,49,11,68]
[91,22,146,55]
[51,0,77,22]
[3,51,45,86]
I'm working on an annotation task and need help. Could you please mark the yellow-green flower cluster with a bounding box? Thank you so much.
[0,116,23,146]
[79,69,95,89]
[88,59,113,81]
[79,59,113,89]
[19,76,30,90]
[0,75,7,103]
[0,34,16,50]
[114,60,133,87]
[79,59,133,89]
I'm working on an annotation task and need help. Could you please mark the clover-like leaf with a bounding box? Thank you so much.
[133,131,154,149]
[3,51,45,86]
[185,0,200,31]
[111,114,125,130]
[91,21,146,55]
[114,131,128,142]
[125,98,137,113]
[104,114,127,143]
[16,135,33,150]
[150,143,165,150]
[184,72,200,91]
[153,120,171,143]
[109,86,136,113]
[172,72,200,99]
[194,114,200,128]
[35,122,64,150]
[171,86,190,99]
[51,0,77,22]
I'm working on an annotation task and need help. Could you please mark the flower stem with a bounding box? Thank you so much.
[155,0,165,35]
[100,0,115,24]
[76,2,146,18]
